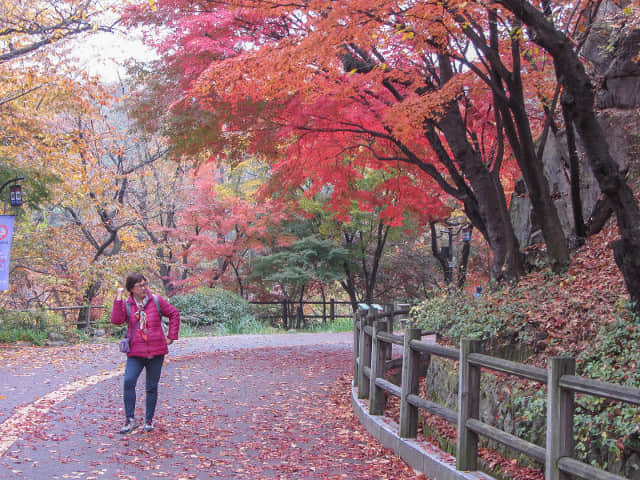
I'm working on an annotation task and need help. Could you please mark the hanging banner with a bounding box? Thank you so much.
[0,215,15,291]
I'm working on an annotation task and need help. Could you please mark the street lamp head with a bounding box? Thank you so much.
[462,226,472,242]
[9,184,22,207]
[1,177,25,208]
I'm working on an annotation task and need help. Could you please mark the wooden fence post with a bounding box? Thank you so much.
[385,303,393,332]
[322,299,327,325]
[330,298,335,324]
[358,309,374,399]
[353,309,362,380]
[546,357,575,480]
[77,306,90,330]
[400,328,422,438]
[369,320,389,415]
[384,304,393,361]
[296,305,303,329]
[457,338,482,471]
[282,300,288,329]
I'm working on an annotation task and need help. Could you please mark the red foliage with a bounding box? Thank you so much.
[123,0,525,229]
[170,165,295,293]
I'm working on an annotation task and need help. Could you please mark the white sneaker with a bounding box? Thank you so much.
[119,418,138,434]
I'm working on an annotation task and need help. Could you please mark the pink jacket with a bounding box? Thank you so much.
[111,290,180,358]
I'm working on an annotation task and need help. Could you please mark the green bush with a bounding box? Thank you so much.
[410,288,640,472]
[409,291,531,348]
[171,288,260,332]
[0,309,67,345]
[509,315,640,470]
[511,385,547,449]
[572,316,640,468]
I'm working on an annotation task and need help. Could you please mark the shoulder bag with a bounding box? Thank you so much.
[118,302,139,353]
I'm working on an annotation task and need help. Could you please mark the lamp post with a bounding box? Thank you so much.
[436,220,472,286]
[462,225,472,242]
[0,177,24,207]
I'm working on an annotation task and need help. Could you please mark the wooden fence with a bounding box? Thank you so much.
[353,305,639,480]
[6,305,108,329]
[50,305,105,328]
[249,299,354,329]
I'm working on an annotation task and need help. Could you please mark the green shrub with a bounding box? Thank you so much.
[572,316,640,468]
[0,309,67,345]
[508,315,640,470]
[455,310,640,471]
[409,291,531,348]
[171,288,259,332]
[511,385,547,448]
[411,289,640,472]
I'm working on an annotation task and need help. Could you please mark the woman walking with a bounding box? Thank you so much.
[111,272,180,434]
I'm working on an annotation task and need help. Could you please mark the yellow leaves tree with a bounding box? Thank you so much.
[0,2,194,314]
[0,0,116,64]
[6,85,195,313]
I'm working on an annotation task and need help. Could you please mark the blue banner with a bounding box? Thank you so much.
[0,215,15,291]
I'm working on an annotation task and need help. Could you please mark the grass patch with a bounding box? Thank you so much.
[304,316,353,333]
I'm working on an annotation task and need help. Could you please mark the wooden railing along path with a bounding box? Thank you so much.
[353,305,640,480]
[249,299,353,329]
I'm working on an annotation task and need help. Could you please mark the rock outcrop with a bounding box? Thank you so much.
[510,1,640,251]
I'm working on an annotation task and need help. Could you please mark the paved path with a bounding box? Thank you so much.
[0,333,419,479]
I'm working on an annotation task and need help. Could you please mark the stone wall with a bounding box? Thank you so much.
[423,357,640,478]
[424,357,545,452]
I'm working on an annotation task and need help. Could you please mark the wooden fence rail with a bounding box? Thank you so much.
[353,305,638,480]
[249,299,361,329]
[8,305,108,329]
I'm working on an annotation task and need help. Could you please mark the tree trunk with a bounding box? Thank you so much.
[340,267,359,312]
[430,222,452,285]
[367,222,389,301]
[435,101,524,281]
[562,104,586,240]
[499,93,570,271]
[78,281,101,329]
[500,0,640,308]
[466,12,569,271]
[585,195,614,236]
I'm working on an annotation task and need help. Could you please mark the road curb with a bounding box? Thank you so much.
[351,384,496,480]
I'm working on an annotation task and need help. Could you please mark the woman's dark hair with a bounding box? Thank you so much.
[125,272,147,293]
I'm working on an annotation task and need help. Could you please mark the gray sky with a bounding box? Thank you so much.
[70,29,158,83]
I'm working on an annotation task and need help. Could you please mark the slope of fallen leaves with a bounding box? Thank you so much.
[459,223,628,364]
[510,223,627,361]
